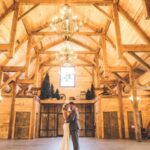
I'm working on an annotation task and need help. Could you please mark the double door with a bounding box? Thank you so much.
[39,104,95,137]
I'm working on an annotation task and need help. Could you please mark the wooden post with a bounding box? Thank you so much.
[30,97,36,139]
[117,81,125,138]
[9,2,20,58]
[25,36,32,78]
[8,81,16,139]
[112,3,122,58]
[130,70,142,141]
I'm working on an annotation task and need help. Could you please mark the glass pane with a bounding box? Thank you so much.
[48,114,57,130]
[41,105,49,113]
[40,113,48,130]
[40,131,47,137]
[48,131,57,137]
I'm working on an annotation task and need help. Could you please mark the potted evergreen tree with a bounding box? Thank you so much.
[54,89,60,100]
[40,73,51,100]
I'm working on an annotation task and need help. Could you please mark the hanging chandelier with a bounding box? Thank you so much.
[56,42,77,66]
[50,4,84,39]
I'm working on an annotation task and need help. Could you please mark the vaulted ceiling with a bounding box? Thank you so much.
[0,0,150,91]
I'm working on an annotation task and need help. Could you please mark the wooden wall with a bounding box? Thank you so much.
[95,96,150,139]
[0,97,40,139]
[48,67,93,100]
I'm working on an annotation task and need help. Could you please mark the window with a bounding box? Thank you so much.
[60,67,75,87]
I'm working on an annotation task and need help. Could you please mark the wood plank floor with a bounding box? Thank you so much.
[0,138,150,150]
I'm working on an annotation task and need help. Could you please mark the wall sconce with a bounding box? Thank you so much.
[129,95,140,102]
[0,91,3,103]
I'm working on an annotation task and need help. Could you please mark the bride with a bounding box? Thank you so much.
[60,103,70,150]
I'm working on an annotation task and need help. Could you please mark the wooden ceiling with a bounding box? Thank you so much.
[0,0,150,90]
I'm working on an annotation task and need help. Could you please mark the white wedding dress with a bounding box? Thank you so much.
[60,123,71,150]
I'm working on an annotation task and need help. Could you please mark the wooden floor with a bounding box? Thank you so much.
[0,138,150,150]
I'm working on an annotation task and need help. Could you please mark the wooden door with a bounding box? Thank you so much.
[103,112,119,139]
[127,111,142,139]
[14,112,30,139]
[57,113,64,136]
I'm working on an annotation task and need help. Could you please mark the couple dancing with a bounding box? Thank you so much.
[60,102,80,150]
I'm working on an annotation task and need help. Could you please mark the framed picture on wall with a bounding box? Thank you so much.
[60,67,75,87]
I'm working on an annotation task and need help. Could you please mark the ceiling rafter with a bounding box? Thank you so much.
[118,5,150,43]
[19,0,115,5]
[93,4,114,21]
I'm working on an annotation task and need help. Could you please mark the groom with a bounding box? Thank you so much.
[67,102,80,150]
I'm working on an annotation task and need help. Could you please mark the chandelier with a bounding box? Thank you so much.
[50,4,83,38]
[56,42,77,66]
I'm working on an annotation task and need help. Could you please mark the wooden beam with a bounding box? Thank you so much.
[0,4,14,23]
[19,0,115,5]
[122,44,150,52]
[118,5,150,43]
[130,70,142,141]
[128,52,150,70]
[8,81,16,139]
[78,55,96,66]
[113,72,128,84]
[94,4,114,21]
[18,4,39,20]
[0,66,25,72]
[41,38,64,52]
[33,31,100,36]
[82,67,92,76]
[112,3,122,57]
[42,63,94,67]
[117,82,125,138]
[9,2,20,58]
[40,51,96,55]
[25,36,32,78]
[0,72,21,90]
[34,53,40,87]
[17,79,35,84]
[71,38,98,52]
[101,34,109,73]
[0,44,10,51]
[109,66,129,72]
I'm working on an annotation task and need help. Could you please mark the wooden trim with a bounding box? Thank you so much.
[40,99,96,104]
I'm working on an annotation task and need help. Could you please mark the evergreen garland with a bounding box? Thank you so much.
[40,73,51,100]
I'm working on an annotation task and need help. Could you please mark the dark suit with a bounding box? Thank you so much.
[67,109,80,150]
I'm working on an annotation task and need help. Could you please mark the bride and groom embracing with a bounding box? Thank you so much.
[60,102,80,150]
